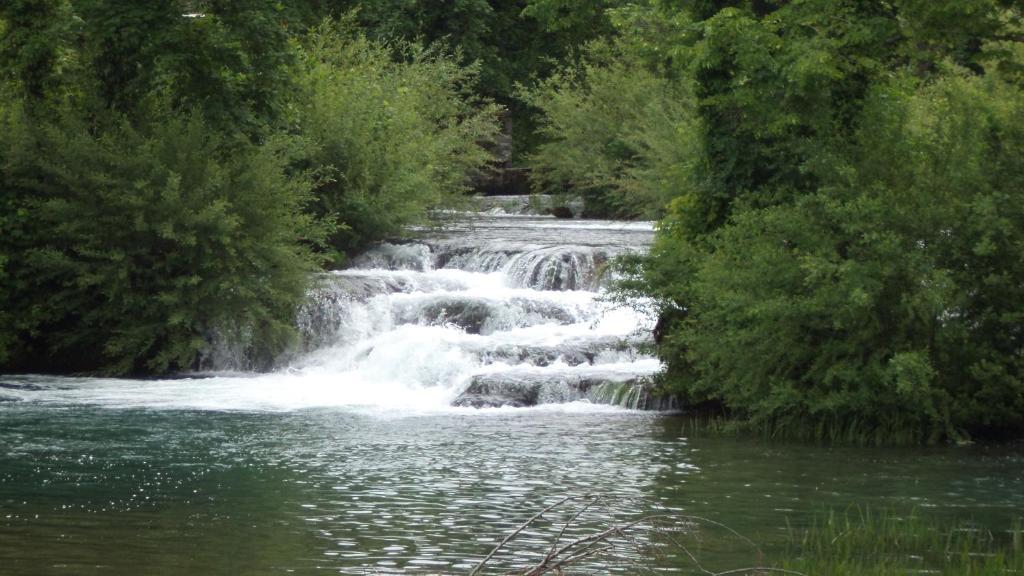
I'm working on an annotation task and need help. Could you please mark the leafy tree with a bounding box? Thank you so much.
[676,71,1024,441]
[532,0,1024,441]
[678,1,903,235]
[525,37,697,218]
[296,21,498,257]
[0,0,300,136]
[650,2,1024,441]
[294,0,622,157]
[0,0,77,102]
[331,0,620,101]
[0,102,327,374]
[0,4,508,375]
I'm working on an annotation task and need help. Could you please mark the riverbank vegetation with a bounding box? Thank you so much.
[298,20,500,258]
[675,508,1024,575]
[778,510,1023,575]
[477,495,1023,575]
[528,1,1024,443]
[0,3,499,374]
[0,1,636,375]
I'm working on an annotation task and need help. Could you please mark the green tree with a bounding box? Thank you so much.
[525,35,697,218]
[676,72,1024,441]
[332,0,619,101]
[296,21,498,257]
[531,0,1024,440]
[0,102,326,374]
[645,1,1024,441]
[297,0,622,156]
[9,0,295,138]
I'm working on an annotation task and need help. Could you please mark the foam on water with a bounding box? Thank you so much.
[4,210,663,413]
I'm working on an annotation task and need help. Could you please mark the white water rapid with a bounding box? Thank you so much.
[1,205,669,413]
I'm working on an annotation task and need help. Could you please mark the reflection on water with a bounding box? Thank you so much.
[1,406,1021,575]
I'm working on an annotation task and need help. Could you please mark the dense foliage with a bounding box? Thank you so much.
[1,103,325,374]
[0,3,497,374]
[263,0,623,157]
[524,36,697,218]
[298,22,499,257]
[676,73,1024,443]
[332,0,622,154]
[531,0,1024,442]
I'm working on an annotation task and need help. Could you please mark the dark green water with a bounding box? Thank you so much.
[1,404,1021,575]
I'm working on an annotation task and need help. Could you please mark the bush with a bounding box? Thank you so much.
[0,15,500,375]
[660,71,1024,442]
[525,39,698,219]
[0,102,326,375]
[297,21,499,257]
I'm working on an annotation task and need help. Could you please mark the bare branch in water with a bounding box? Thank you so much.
[469,494,809,576]
[546,494,601,560]
[470,494,597,576]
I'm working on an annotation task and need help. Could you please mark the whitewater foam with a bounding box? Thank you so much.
[3,210,663,413]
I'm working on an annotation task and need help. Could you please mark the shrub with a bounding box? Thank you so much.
[297,21,499,257]
[524,39,697,219]
[665,71,1024,442]
[0,102,326,374]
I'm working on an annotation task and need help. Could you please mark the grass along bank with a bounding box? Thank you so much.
[776,509,1024,576]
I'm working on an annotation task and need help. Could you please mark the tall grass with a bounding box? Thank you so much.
[777,509,1024,575]
[484,499,1022,575]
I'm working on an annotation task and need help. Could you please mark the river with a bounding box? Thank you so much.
[2,202,1022,574]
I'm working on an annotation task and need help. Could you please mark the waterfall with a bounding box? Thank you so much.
[283,211,668,410]
[3,210,671,413]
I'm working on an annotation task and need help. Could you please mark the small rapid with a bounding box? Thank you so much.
[2,209,667,412]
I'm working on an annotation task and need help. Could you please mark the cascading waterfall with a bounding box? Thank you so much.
[1,209,669,412]
[288,211,667,410]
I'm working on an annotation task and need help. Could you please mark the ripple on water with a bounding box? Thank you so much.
[2,407,1022,575]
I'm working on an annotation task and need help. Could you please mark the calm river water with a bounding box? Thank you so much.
[2,405,1022,575]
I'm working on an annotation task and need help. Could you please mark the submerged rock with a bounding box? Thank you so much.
[452,372,675,410]
[0,381,48,392]
[451,374,544,407]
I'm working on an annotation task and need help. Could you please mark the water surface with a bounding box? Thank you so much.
[2,404,1022,575]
